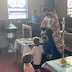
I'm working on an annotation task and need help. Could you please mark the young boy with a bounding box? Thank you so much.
[23,53,34,72]
[31,37,44,72]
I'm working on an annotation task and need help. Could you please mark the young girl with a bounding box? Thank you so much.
[31,37,44,72]
[23,53,34,72]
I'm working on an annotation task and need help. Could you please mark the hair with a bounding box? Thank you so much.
[33,37,40,46]
[31,9,36,14]
[42,7,50,12]
[23,54,33,64]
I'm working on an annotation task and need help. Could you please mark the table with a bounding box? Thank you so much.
[13,38,33,59]
[14,37,43,60]
[42,56,72,72]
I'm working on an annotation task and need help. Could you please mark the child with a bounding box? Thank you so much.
[31,37,44,72]
[23,53,34,72]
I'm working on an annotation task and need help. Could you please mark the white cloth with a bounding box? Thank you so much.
[13,39,31,58]
[31,45,44,65]
[41,16,52,29]
[22,44,31,58]
[42,56,72,72]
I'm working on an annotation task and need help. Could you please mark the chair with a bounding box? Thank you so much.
[22,24,32,38]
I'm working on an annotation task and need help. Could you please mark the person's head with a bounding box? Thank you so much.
[31,9,37,16]
[42,7,51,16]
[23,53,33,64]
[33,37,40,46]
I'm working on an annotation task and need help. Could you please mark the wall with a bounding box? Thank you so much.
[0,0,8,20]
[55,0,67,18]
[44,0,55,11]
[28,0,44,18]
[0,0,67,20]
[0,0,8,32]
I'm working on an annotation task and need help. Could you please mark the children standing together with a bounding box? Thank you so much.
[23,37,44,72]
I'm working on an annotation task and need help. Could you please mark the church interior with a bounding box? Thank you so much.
[0,0,72,72]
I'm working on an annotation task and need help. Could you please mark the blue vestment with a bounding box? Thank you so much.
[42,28,61,62]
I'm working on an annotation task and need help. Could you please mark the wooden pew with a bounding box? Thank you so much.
[65,32,72,52]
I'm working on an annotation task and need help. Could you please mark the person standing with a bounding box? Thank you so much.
[40,7,62,61]
[28,9,42,37]
[23,53,34,72]
[31,37,44,72]
[31,9,42,24]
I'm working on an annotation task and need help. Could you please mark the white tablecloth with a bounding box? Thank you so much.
[42,56,72,72]
[13,38,32,58]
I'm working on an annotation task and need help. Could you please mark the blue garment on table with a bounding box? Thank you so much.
[31,15,42,24]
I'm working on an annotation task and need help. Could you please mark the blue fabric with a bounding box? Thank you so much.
[43,28,61,59]
[43,39,54,55]
[31,15,41,23]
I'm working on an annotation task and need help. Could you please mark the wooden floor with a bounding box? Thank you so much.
[0,50,51,72]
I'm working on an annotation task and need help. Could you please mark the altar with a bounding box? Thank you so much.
[42,56,72,72]
[13,38,33,59]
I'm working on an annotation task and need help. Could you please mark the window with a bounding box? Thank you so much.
[8,0,28,19]
[67,0,72,17]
